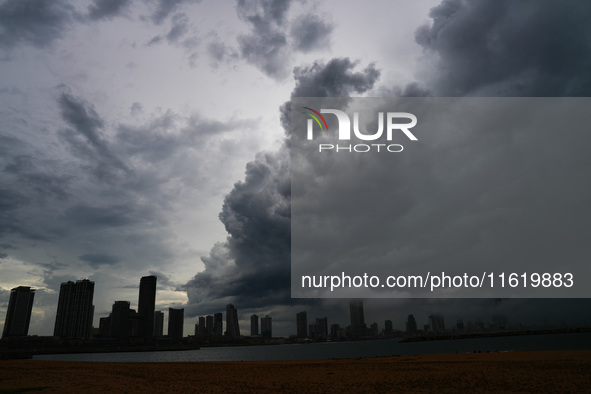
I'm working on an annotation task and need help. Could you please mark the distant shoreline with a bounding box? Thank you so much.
[2,327,590,360]
[400,326,591,342]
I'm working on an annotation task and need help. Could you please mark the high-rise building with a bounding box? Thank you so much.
[349,300,366,338]
[110,301,130,339]
[330,323,344,339]
[384,320,393,334]
[2,286,35,338]
[309,317,328,340]
[206,315,214,334]
[154,311,164,337]
[261,315,272,338]
[53,279,95,339]
[428,314,445,333]
[98,316,111,337]
[213,312,223,336]
[250,314,259,336]
[168,308,184,341]
[296,311,307,338]
[225,304,240,338]
[406,314,417,334]
[138,275,157,341]
[198,316,206,335]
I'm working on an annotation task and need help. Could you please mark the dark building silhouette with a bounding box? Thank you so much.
[384,320,393,334]
[138,275,157,341]
[349,300,366,338]
[369,322,379,337]
[168,308,184,341]
[250,314,259,336]
[110,301,130,340]
[406,314,417,335]
[197,316,206,335]
[2,286,35,338]
[261,315,272,338]
[428,314,445,333]
[98,316,111,337]
[206,315,214,334]
[213,312,223,336]
[309,317,328,340]
[154,311,164,338]
[53,279,95,339]
[225,304,240,338]
[296,311,307,338]
[456,318,465,331]
[330,323,344,339]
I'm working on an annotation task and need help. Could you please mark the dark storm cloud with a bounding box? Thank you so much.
[65,204,143,228]
[87,0,131,21]
[280,58,380,133]
[58,91,129,178]
[185,59,379,316]
[414,0,591,96]
[0,0,74,49]
[290,14,332,53]
[78,253,119,268]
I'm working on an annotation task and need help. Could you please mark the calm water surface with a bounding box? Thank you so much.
[34,332,591,362]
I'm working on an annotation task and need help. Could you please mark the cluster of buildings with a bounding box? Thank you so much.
[2,281,509,343]
[1,278,256,344]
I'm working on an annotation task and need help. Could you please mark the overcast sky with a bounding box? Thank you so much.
[1,0,590,337]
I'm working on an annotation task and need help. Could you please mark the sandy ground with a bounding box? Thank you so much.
[1,350,590,393]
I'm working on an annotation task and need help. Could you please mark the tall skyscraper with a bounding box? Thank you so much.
[138,275,157,341]
[406,314,417,334]
[225,304,240,338]
[206,315,214,334]
[349,300,366,338]
[2,286,35,338]
[154,311,164,337]
[296,311,307,338]
[428,314,445,333]
[384,320,393,334]
[198,316,206,335]
[168,308,184,341]
[53,279,95,339]
[213,312,223,336]
[110,301,130,339]
[250,314,259,336]
[309,317,328,340]
[261,315,272,338]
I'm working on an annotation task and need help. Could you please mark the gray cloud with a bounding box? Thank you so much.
[207,37,240,66]
[166,13,189,43]
[290,14,332,53]
[87,0,132,21]
[233,0,335,79]
[185,58,380,316]
[414,0,591,96]
[0,0,74,49]
[78,253,120,268]
[58,91,130,179]
[280,58,380,133]
[150,0,200,25]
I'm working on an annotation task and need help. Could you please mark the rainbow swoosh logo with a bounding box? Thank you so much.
[302,107,328,131]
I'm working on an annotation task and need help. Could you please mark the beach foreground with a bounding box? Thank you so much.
[1,350,590,393]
